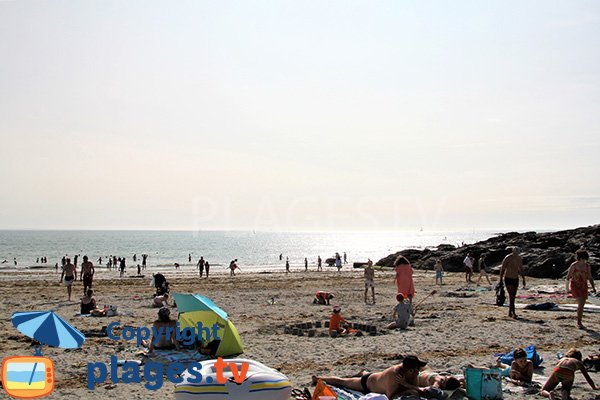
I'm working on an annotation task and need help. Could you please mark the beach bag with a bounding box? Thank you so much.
[463,367,502,400]
[498,345,543,368]
[311,379,337,400]
[495,283,505,307]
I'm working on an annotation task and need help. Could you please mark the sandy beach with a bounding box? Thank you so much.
[0,267,598,399]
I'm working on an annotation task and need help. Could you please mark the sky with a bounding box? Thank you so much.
[0,1,599,231]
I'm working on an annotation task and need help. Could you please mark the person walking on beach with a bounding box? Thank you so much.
[80,255,95,295]
[364,259,376,304]
[499,247,525,319]
[197,256,205,277]
[434,259,443,286]
[477,254,492,286]
[394,256,415,304]
[304,257,308,271]
[335,252,342,272]
[60,258,77,301]
[566,249,596,329]
[285,259,290,274]
[204,261,210,278]
[463,253,474,283]
[317,255,322,271]
[343,252,347,264]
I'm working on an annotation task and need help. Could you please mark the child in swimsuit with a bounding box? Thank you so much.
[498,347,533,384]
[540,348,598,399]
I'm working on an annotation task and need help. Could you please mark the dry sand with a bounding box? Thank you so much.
[0,267,599,399]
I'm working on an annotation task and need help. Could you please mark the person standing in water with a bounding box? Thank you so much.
[197,257,205,277]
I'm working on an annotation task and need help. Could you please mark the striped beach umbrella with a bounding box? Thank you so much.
[11,311,85,349]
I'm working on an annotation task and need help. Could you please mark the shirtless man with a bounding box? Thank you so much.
[364,259,375,304]
[313,355,427,398]
[499,247,526,318]
[60,258,77,301]
[80,256,95,295]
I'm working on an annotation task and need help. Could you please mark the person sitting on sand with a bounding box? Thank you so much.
[144,307,179,352]
[386,293,413,330]
[81,289,98,315]
[497,347,533,384]
[312,355,428,398]
[313,291,335,305]
[329,305,349,336]
[153,293,170,308]
[540,348,598,399]
[417,367,462,391]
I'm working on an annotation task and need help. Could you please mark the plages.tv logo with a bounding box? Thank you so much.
[3,311,86,399]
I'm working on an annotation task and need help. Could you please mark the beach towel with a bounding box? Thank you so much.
[524,302,558,310]
[329,385,427,400]
[144,348,211,365]
[497,345,543,367]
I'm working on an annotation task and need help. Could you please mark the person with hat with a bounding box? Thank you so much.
[312,355,428,398]
[329,305,349,336]
[386,293,413,330]
[313,291,335,305]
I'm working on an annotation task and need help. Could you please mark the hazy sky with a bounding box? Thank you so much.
[1,1,599,231]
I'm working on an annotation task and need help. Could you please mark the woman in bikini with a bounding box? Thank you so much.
[540,348,598,399]
[566,249,596,329]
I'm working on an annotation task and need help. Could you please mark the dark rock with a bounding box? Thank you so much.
[376,224,600,279]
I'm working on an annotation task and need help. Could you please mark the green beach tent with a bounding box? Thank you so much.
[172,293,244,357]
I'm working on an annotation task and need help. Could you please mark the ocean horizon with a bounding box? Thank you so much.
[0,229,534,272]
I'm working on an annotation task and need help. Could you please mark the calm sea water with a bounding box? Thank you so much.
[0,230,498,272]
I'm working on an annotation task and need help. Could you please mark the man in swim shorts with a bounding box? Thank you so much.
[499,247,525,318]
[313,355,427,398]
[80,255,95,295]
[60,258,77,301]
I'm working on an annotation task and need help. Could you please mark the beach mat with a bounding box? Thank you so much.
[144,348,211,364]
[512,303,600,313]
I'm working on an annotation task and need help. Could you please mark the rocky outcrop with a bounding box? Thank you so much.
[376,225,600,279]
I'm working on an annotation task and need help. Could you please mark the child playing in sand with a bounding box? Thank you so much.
[386,293,413,330]
[497,347,533,384]
[434,259,443,285]
[153,293,170,308]
[540,348,598,399]
[329,305,349,336]
[313,291,335,305]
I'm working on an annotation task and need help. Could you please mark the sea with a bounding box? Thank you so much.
[0,230,500,273]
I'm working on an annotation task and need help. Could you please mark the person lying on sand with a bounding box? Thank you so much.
[417,367,462,390]
[540,348,598,399]
[312,355,427,398]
